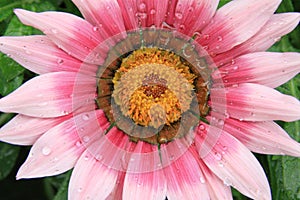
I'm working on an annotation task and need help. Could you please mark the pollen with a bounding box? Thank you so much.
[112,48,196,129]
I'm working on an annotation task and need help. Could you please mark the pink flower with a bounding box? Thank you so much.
[0,0,300,199]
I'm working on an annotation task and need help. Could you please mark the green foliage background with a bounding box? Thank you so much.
[0,0,299,199]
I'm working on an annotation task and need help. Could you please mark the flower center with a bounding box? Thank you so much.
[96,29,211,145]
[112,48,196,129]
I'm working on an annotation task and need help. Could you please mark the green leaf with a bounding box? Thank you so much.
[53,172,70,200]
[218,0,231,8]
[0,142,20,180]
[0,1,21,23]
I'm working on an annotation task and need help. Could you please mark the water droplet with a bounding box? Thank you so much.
[106,6,111,9]
[150,9,156,15]
[169,155,175,160]
[233,66,239,70]
[139,3,146,10]
[82,136,90,143]
[75,141,82,147]
[51,29,58,34]
[38,102,48,107]
[218,119,224,126]
[231,59,236,65]
[95,154,103,160]
[136,12,147,19]
[82,114,90,121]
[57,58,64,65]
[78,187,83,193]
[217,36,223,41]
[42,146,52,156]
[223,177,231,186]
[84,155,89,161]
[199,124,206,131]
[175,12,183,19]
[188,7,194,12]
[203,34,210,40]
[214,152,222,161]
[179,24,185,30]
[200,177,206,183]
[218,162,224,167]
[93,26,99,32]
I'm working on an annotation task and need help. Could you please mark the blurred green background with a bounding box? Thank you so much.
[0,0,299,199]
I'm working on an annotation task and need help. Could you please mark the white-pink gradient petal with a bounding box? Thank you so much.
[72,0,125,38]
[117,0,169,29]
[123,142,167,200]
[14,9,109,65]
[164,149,210,200]
[222,118,300,157]
[0,114,71,146]
[167,0,219,36]
[68,150,118,200]
[214,52,300,88]
[196,0,281,55]
[0,72,96,118]
[212,83,300,122]
[197,157,233,200]
[0,35,97,75]
[214,13,300,66]
[16,115,85,179]
[196,123,271,199]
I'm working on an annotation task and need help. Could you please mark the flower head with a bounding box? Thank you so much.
[0,0,300,199]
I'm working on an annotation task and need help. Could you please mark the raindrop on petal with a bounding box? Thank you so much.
[82,114,90,121]
[175,12,183,19]
[82,136,90,143]
[223,177,232,186]
[200,177,206,183]
[42,146,52,156]
[214,152,222,161]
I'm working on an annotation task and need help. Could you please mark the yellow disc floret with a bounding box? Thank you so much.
[112,48,196,128]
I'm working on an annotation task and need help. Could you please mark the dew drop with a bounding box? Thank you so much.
[51,29,58,34]
[38,102,48,107]
[199,124,206,131]
[75,141,82,147]
[150,9,156,15]
[82,136,90,143]
[175,12,183,19]
[231,59,236,65]
[179,24,185,30]
[42,146,52,156]
[203,34,210,40]
[233,66,239,70]
[223,177,231,186]
[95,154,103,160]
[217,36,223,41]
[78,188,83,193]
[93,26,99,32]
[169,155,175,160]
[82,114,90,121]
[188,7,194,12]
[200,177,206,183]
[57,58,64,65]
[218,162,224,167]
[139,3,146,10]
[84,155,89,161]
[214,152,222,161]
[218,119,224,126]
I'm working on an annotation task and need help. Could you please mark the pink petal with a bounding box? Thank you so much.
[68,150,118,200]
[195,123,271,199]
[164,149,210,200]
[0,35,97,75]
[214,52,300,88]
[214,13,300,66]
[0,114,71,145]
[72,0,125,38]
[222,118,300,157]
[123,142,167,200]
[211,83,300,122]
[196,0,281,55]
[106,172,126,200]
[198,157,233,200]
[0,72,96,118]
[14,9,109,65]
[167,0,219,36]
[16,110,107,179]
[117,0,168,30]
